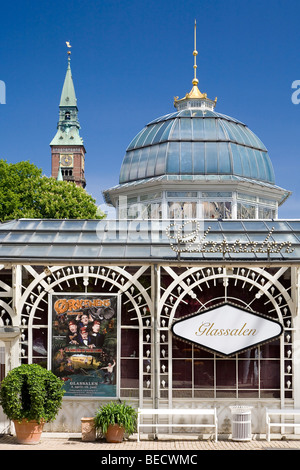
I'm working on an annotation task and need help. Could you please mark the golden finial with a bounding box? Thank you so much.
[192,20,198,86]
[174,21,217,108]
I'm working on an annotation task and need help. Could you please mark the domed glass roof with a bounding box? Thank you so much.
[119,109,275,185]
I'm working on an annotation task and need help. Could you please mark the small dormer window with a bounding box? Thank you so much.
[65,111,71,120]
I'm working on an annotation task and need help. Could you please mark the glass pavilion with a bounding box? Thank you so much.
[0,30,299,440]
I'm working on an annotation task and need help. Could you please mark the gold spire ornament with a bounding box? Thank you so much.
[192,19,198,87]
[174,21,217,108]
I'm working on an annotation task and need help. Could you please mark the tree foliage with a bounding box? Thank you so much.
[0,160,105,221]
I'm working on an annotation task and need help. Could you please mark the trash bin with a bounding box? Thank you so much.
[230,406,252,441]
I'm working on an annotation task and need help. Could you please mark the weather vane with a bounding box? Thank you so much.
[66,41,72,55]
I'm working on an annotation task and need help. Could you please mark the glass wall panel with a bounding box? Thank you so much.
[203,201,232,219]
[168,202,197,219]
[173,360,192,388]
[237,202,256,219]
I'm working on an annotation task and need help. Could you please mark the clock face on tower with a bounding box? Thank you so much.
[60,154,73,167]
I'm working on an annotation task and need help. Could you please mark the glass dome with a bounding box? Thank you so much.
[119,109,275,185]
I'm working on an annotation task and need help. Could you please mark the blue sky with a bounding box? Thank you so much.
[0,0,300,218]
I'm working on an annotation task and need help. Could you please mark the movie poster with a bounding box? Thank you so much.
[50,294,118,397]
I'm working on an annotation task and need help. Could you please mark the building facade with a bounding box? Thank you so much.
[1,32,300,438]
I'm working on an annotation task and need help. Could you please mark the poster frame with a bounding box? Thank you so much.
[48,291,121,399]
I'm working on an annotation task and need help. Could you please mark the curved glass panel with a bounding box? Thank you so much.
[180,118,192,139]
[204,118,218,140]
[230,143,244,176]
[132,126,150,149]
[141,125,158,146]
[193,142,205,173]
[254,149,267,181]
[205,142,218,173]
[170,119,180,140]
[137,147,150,180]
[218,143,231,174]
[179,110,192,117]
[180,142,192,173]
[152,120,172,144]
[245,147,258,179]
[166,142,180,173]
[145,145,158,178]
[247,128,267,150]
[238,145,251,177]
[236,124,254,147]
[261,152,275,182]
[192,118,205,139]
[119,152,133,182]
[127,128,146,150]
[160,119,175,142]
[128,149,141,181]
[221,120,240,143]
[155,143,167,175]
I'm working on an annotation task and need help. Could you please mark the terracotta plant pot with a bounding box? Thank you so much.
[13,419,44,445]
[81,417,96,442]
[105,424,125,443]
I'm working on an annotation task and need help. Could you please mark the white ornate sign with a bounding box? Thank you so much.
[166,221,294,255]
[171,302,283,357]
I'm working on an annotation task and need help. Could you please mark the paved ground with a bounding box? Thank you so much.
[1,433,300,451]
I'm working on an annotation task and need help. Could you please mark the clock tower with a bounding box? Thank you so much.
[50,46,86,188]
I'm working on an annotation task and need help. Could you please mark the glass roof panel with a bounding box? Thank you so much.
[204,119,218,140]
[192,118,205,139]
[242,221,268,231]
[152,120,172,144]
[219,221,246,231]
[180,118,192,139]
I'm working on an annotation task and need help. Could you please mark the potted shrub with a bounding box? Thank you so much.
[0,363,65,444]
[94,401,138,443]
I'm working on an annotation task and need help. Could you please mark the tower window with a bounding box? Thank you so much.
[65,111,71,120]
[62,169,73,177]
